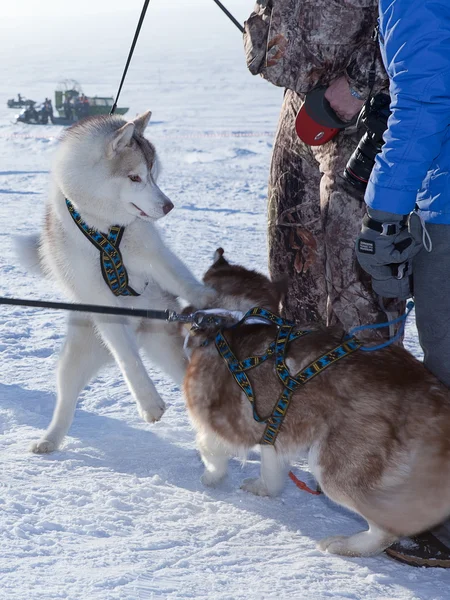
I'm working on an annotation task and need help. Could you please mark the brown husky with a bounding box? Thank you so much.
[183,249,450,558]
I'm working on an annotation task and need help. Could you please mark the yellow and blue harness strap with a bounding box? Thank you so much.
[215,325,309,423]
[214,307,311,423]
[214,306,362,446]
[261,333,361,445]
[66,198,139,297]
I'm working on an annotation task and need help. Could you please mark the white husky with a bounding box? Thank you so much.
[20,111,214,453]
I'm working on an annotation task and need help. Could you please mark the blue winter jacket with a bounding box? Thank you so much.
[365,0,450,223]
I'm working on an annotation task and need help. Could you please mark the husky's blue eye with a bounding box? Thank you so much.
[128,175,141,183]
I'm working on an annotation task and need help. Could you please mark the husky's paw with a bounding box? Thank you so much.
[30,439,57,454]
[240,477,270,497]
[319,530,395,557]
[201,470,226,487]
[138,402,166,424]
[318,535,357,556]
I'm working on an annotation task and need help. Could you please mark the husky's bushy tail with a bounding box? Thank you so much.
[14,234,43,276]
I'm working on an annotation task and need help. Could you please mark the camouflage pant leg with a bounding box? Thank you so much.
[268,89,405,339]
[268,90,326,324]
[312,126,405,341]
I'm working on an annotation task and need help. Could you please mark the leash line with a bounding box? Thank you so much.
[0,296,172,321]
[110,0,243,116]
[347,300,415,352]
[110,0,151,115]
[0,297,232,328]
[211,0,244,33]
[288,471,322,496]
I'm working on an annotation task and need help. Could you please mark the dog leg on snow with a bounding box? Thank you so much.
[198,430,229,487]
[241,445,288,497]
[31,317,111,453]
[94,318,166,423]
[318,521,398,557]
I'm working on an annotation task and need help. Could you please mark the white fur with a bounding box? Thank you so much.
[14,234,42,275]
[197,429,230,487]
[22,112,214,453]
[241,445,289,497]
[318,522,397,557]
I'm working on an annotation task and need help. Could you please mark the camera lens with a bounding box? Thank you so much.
[344,134,383,190]
[343,93,391,191]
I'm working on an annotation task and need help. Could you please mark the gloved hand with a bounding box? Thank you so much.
[356,208,423,299]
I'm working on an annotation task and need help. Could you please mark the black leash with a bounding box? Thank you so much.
[110,0,242,116]
[110,0,151,115]
[211,0,244,33]
[0,296,174,321]
[0,296,228,328]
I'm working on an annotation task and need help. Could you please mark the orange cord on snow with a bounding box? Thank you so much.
[289,470,322,495]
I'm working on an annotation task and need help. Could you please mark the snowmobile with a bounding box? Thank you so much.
[15,103,66,125]
[7,95,35,109]
[16,99,74,126]
[16,104,44,124]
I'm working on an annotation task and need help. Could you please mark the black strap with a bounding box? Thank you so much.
[211,0,244,33]
[363,213,407,235]
[0,296,170,320]
[110,0,151,115]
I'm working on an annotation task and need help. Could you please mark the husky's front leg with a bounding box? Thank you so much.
[197,430,229,487]
[144,229,215,307]
[241,445,289,497]
[95,318,165,422]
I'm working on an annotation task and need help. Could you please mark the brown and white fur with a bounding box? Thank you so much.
[183,249,450,558]
[18,112,214,453]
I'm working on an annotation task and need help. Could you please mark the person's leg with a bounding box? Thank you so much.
[385,223,450,567]
[313,132,405,339]
[413,223,450,547]
[414,223,450,386]
[268,90,327,324]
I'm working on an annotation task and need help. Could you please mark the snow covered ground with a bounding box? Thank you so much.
[0,2,447,599]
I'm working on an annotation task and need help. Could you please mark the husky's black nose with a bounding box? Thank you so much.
[163,201,174,215]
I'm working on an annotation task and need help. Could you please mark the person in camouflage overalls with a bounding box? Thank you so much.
[244,0,405,338]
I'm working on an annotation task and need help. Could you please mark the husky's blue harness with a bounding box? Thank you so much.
[214,307,361,445]
[66,198,140,297]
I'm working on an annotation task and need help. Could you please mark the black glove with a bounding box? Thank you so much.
[356,208,423,299]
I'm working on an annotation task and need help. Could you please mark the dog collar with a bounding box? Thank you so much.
[65,198,140,297]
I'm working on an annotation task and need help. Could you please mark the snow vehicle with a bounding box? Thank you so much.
[14,80,129,126]
[7,94,35,108]
[15,101,66,125]
[54,80,128,122]
[16,103,47,124]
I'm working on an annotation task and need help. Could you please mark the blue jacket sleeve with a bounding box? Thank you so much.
[365,0,450,215]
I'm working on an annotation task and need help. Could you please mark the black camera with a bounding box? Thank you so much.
[343,93,391,190]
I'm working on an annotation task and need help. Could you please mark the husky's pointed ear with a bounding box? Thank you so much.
[133,111,152,134]
[212,247,229,268]
[107,122,135,158]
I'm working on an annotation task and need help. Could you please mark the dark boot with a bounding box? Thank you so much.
[385,532,450,568]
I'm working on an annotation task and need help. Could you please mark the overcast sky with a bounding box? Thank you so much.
[2,0,249,19]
